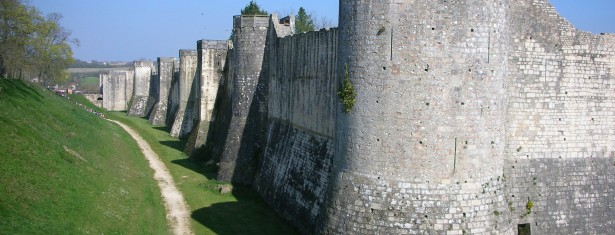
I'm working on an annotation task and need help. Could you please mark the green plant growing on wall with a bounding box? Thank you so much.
[377,25,386,35]
[338,64,356,113]
[526,199,534,214]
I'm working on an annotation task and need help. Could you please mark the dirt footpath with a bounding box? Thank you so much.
[109,120,193,235]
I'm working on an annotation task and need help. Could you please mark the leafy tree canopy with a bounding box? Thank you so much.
[240,1,268,16]
[295,7,315,33]
[0,0,76,84]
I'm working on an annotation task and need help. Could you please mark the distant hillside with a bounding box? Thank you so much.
[70,59,130,68]
[0,79,167,234]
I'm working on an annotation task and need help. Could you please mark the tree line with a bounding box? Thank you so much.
[0,0,76,85]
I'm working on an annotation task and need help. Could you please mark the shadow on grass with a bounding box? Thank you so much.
[153,126,170,132]
[171,158,217,180]
[160,140,187,152]
[191,188,300,235]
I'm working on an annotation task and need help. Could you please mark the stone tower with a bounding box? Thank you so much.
[149,57,175,126]
[101,70,127,111]
[127,60,154,117]
[217,15,270,185]
[325,0,513,233]
[185,40,228,155]
[170,50,198,138]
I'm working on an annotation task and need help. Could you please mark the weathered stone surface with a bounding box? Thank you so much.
[504,1,615,234]
[82,94,102,108]
[170,50,198,138]
[327,0,511,233]
[252,18,338,234]
[149,57,175,126]
[98,1,615,234]
[101,70,128,111]
[216,15,270,185]
[127,60,154,117]
[185,40,228,156]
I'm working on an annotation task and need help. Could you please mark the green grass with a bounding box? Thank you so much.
[78,76,100,93]
[105,110,299,234]
[79,76,99,86]
[0,79,168,234]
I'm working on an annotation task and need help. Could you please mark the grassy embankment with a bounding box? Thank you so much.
[97,105,299,234]
[0,79,167,234]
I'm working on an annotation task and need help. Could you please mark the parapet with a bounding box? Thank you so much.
[133,60,153,68]
[179,49,198,57]
[197,40,228,50]
[157,57,175,63]
[270,14,294,37]
[233,15,270,29]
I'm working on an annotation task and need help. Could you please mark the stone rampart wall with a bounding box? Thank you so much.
[185,40,228,155]
[253,27,338,234]
[170,50,198,138]
[82,94,103,108]
[217,16,270,185]
[101,70,127,111]
[505,0,615,233]
[149,57,175,125]
[95,3,615,233]
[127,60,154,116]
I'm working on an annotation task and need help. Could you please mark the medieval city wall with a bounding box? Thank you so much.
[127,60,154,116]
[185,40,228,155]
[101,70,127,111]
[217,15,270,185]
[96,1,615,233]
[325,0,513,233]
[505,0,615,233]
[167,62,180,127]
[253,24,338,234]
[82,94,102,108]
[170,50,198,138]
[149,57,175,125]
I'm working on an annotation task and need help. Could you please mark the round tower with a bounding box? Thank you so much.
[326,0,512,233]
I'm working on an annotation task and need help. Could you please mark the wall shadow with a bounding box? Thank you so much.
[170,158,216,180]
[190,187,300,235]
[229,24,274,186]
[159,140,187,152]
[194,51,232,178]
[153,125,170,132]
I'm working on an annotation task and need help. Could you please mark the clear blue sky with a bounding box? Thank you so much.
[29,0,614,62]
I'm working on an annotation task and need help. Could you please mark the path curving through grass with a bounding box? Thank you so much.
[109,120,193,235]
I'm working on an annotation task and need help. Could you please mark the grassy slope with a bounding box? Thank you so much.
[106,112,299,234]
[0,79,167,234]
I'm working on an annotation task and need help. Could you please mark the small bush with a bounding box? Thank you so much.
[338,64,356,113]
[526,200,534,213]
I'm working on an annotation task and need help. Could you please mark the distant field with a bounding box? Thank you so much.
[80,76,99,86]
[68,67,128,92]
[68,67,129,74]
[0,79,168,234]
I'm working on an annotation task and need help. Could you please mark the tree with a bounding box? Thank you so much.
[240,1,268,16]
[0,0,75,84]
[30,13,76,84]
[295,7,315,33]
[0,0,37,78]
